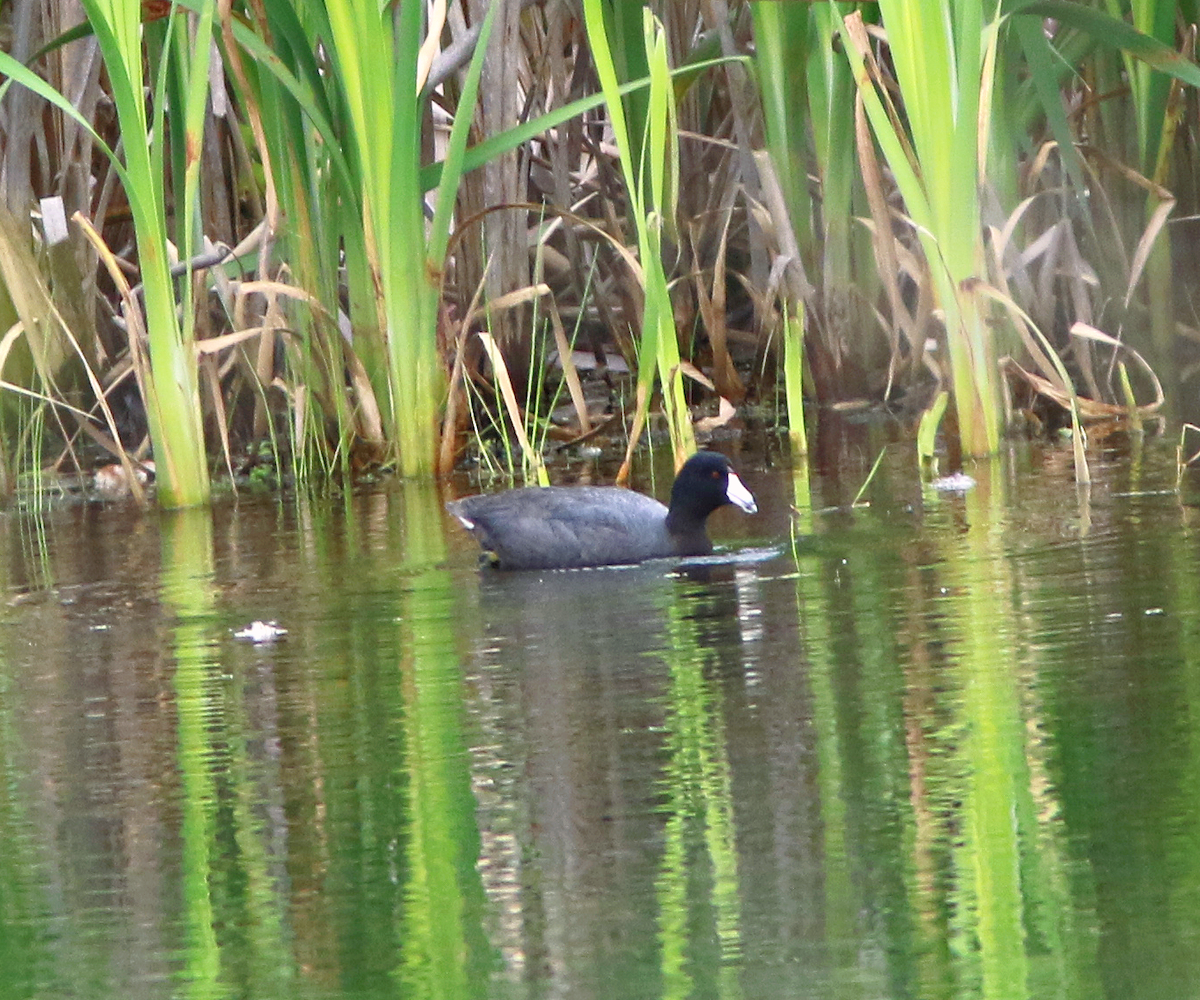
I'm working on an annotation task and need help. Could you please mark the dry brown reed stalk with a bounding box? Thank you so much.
[854,95,924,399]
[453,0,535,393]
[0,14,108,462]
[446,199,677,445]
[3,4,108,248]
[543,294,592,436]
[688,208,745,404]
[476,329,546,484]
[455,279,592,474]
[3,0,1197,496]
[969,278,1092,484]
[1001,325,1164,421]
[657,3,778,399]
[0,207,151,501]
[690,0,773,306]
[227,277,387,467]
[527,1,607,347]
[458,0,767,463]
[988,134,1179,434]
[216,0,281,448]
[439,278,490,478]
[1176,423,1200,489]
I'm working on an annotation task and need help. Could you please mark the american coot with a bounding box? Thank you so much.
[447,451,757,570]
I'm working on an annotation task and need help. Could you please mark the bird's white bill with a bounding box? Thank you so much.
[726,472,757,513]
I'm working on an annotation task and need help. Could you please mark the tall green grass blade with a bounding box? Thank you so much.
[218,16,358,193]
[1008,1,1200,91]
[851,447,888,508]
[811,4,865,288]
[429,6,497,269]
[1011,14,1086,188]
[318,0,498,476]
[583,0,694,464]
[644,13,678,244]
[226,0,368,471]
[418,57,742,193]
[783,306,807,455]
[421,3,499,474]
[839,7,1002,457]
[602,0,652,181]
[918,391,950,465]
[1127,0,1175,175]
[76,0,212,506]
[751,2,812,249]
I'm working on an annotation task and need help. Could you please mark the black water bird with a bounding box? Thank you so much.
[447,451,757,570]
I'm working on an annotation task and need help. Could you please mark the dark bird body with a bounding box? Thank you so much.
[447,451,757,571]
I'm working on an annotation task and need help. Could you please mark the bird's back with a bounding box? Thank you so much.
[447,485,680,570]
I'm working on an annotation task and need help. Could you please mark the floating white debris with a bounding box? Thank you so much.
[234,620,287,643]
[930,472,976,493]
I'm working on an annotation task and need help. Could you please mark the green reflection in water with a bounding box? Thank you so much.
[0,521,32,999]
[300,490,413,996]
[162,508,222,999]
[0,663,50,999]
[950,475,1027,1000]
[656,593,744,1000]
[930,468,1099,1000]
[791,463,857,984]
[798,456,1111,1000]
[1016,630,1100,998]
[1171,501,1200,989]
[216,622,292,987]
[824,468,920,997]
[395,480,492,1000]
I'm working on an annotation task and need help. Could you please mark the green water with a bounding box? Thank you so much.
[1,440,1198,999]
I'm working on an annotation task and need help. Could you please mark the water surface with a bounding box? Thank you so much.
[2,441,1199,999]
